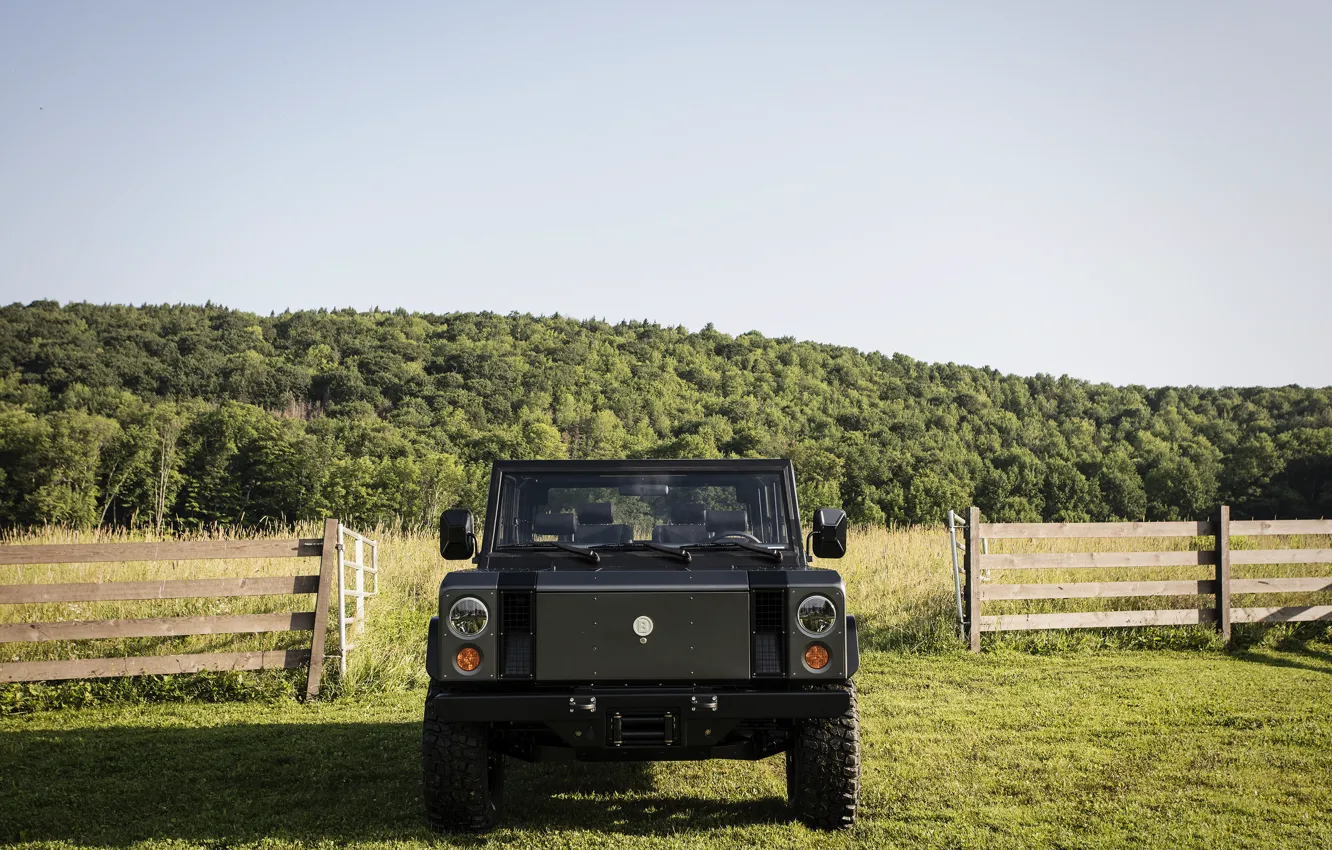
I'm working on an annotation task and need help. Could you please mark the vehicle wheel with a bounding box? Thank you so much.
[785,682,860,829]
[422,680,504,832]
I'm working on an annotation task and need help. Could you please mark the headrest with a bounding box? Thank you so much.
[706,509,748,534]
[575,502,614,525]
[533,512,577,536]
[671,503,707,525]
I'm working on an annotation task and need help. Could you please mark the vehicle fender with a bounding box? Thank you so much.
[426,616,441,680]
[846,615,860,678]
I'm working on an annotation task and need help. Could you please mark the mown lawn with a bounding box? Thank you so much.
[2,642,1330,850]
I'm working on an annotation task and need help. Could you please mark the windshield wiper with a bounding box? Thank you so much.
[687,540,784,563]
[639,542,692,564]
[571,542,693,565]
[527,542,600,564]
[554,542,601,563]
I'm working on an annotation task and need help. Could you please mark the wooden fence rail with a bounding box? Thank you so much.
[962,506,1332,652]
[0,519,340,698]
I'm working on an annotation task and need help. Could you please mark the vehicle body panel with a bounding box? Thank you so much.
[534,591,751,681]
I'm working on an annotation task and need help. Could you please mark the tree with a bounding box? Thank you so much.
[29,411,122,528]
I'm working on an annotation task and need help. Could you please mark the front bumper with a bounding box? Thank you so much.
[431,686,849,724]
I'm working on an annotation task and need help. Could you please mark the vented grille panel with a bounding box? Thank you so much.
[502,634,533,678]
[502,592,533,633]
[752,589,786,676]
[754,590,785,633]
[754,633,782,676]
[499,590,534,680]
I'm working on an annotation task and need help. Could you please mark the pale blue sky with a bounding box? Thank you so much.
[2,2,1329,387]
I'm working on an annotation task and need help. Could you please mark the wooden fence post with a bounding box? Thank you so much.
[1216,505,1231,644]
[305,518,340,700]
[967,506,981,653]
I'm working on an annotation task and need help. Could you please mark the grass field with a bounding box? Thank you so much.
[2,525,1331,847]
[2,645,1331,849]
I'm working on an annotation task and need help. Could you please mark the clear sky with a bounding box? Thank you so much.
[2,1,1328,388]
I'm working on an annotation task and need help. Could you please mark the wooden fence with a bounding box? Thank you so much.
[962,507,1332,652]
[0,519,341,698]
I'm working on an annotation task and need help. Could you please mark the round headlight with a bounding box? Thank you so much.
[797,594,836,637]
[448,597,489,638]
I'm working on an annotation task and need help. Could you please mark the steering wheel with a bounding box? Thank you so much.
[714,531,764,544]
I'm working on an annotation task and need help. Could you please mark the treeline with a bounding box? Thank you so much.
[0,301,1328,531]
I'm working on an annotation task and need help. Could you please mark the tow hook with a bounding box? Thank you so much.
[569,696,597,713]
[691,694,718,712]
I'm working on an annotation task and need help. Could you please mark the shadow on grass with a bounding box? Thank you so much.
[1231,624,1332,677]
[0,720,788,845]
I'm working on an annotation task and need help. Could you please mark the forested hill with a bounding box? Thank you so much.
[0,301,1328,531]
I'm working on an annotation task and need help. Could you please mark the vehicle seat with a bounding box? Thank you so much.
[532,511,577,540]
[672,503,707,525]
[654,525,709,544]
[653,503,709,544]
[707,509,749,537]
[573,502,633,545]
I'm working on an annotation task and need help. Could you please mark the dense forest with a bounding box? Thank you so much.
[0,301,1328,531]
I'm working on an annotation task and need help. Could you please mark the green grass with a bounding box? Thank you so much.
[3,644,1331,849]
[2,525,1331,847]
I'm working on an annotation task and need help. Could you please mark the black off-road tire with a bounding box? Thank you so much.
[422,681,504,832]
[786,682,860,829]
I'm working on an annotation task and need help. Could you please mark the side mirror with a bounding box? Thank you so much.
[810,508,848,559]
[440,509,476,560]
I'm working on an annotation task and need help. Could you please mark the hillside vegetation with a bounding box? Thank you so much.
[1,302,1329,531]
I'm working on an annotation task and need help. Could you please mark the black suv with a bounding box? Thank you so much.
[422,459,860,831]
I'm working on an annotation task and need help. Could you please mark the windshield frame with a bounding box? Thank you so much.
[480,459,804,562]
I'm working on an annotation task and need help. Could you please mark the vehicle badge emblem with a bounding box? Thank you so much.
[633,615,654,637]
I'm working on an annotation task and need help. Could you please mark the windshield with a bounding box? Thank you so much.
[492,470,793,550]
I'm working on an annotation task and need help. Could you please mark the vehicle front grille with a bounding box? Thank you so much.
[752,589,785,677]
[499,591,534,679]
[502,591,533,632]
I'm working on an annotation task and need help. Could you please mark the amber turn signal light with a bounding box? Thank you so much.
[456,646,481,672]
[804,643,830,670]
